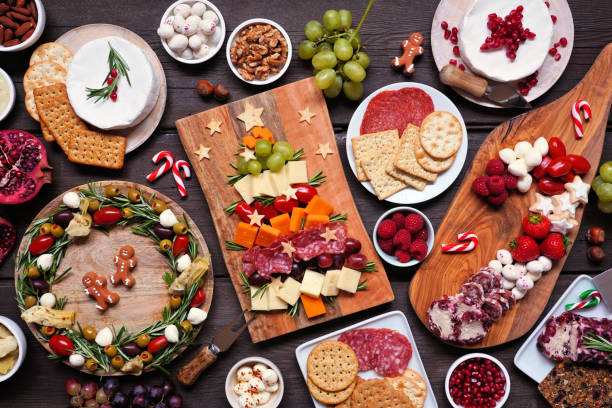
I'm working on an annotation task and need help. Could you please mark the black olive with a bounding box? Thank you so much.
[53,210,74,227]
[153,224,174,240]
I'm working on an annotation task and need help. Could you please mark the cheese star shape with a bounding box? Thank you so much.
[565,175,590,204]
[315,143,333,159]
[237,102,264,132]
[281,186,298,201]
[529,193,555,216]
[239,148,256,161]
[281,241,296,257]
[298,106,316,124]
[194,144,211,160]
[206,119,222,136]
[552,192,579,218]
[320,227,338,243]
[548,210,579,234]
[247,210,264,227]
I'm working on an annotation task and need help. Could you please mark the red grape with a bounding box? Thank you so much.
[84,399,100,408]
[81,382,98,400]
[332,253,346,269]
[65,378,81,396]
[346,253,367,269]
[70,396,84,407]
[345,238,362,254]
[317,254,334,269]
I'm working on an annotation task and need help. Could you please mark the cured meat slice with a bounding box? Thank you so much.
[481,295,504,321]
[292,222,347,261]
[338,328,378,371]
[242,245,292,279]
[428,296,460,342]
[374,332,413,377]
[460,282,485,304]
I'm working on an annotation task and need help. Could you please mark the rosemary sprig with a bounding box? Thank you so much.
[308,171,327,186]
[360,261,377,273]
[254,196,275,207]
[289,148,305,161]
[329,213,348,222]
[86,42,132,103]
[323,296,337,306]
[227,174,247,185]
[288,301,300,317]
[239,273,251,294]
[252,283,269,299]
[357,279,368,291]
[55,296,68,310]
[224,200,243,215]
[300,217,306,230]
[226,240,247,251]
[584,333,612,356]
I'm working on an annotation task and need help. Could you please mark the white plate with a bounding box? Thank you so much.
[346,82,468,204]
[514,275,611,383]
[295,310,438,408]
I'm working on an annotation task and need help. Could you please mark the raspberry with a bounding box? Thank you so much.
[395,249,412,263]
[488,189,509,206]
[378,238,394,254]
[404,213,424,233]
[392,229,411,250]
[377,219,396,239]
[471,176,490,196]
[502,173,518,190]
[391,212,405,230]
[485,159,505,176]
[410,239,429,261]
[487,175,506,195]
[413,228,428,241]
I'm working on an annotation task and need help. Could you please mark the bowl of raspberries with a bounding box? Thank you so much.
[373,207,434,267]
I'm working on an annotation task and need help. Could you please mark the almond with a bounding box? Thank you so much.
[3,38,19,47]
[4,27,13,42]
[0,3,10,15]
[21,26,33,41]
[0,26,3,43]
[15,21,31,36]
[0,15,18,29]
[11,6,31,16]
[9,11,29,22]
[29,1,37,20]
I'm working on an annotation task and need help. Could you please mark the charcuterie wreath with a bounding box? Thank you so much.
[13,181,213,376]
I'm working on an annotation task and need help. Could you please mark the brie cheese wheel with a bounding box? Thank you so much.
[66,36,160,130]
[459,0,553,82]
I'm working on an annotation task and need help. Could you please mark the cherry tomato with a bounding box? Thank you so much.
[294,184,317,203]
[172,235,190,257]
[566,154,591,175]
[234,202,255,223]
[93,207,122,225]
[548,137,566,159]
[49,334,74,356]
[28,234,55,255]
[189,289,206,307]
[147,336,168,354]
[533,155,552,179]
[538,177,565,195]
[561,171,575,183]
[547,157,572,178]
[273,196,299,213]
[253,200,279,220]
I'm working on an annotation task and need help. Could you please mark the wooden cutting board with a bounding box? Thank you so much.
[410,43,612,348]
[176,77,394,343]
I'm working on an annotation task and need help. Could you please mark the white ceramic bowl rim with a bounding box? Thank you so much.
[225,356,284,408]
[0,315,27,382]
[0,68,16,121]
[0,0,45,52]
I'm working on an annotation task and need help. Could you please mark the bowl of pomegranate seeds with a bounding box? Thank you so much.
[373,207,434,267]
[445,353,510,408]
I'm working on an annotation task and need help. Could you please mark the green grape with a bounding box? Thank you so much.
[598,199,612,214]
[312,50,337,70]
[334,38,353,61]
[593,175,605,194]
[236,157,249,175]
[323,74,343,98]
[343,61,366,82]
[247,159,262,175]
[322,10,342,31]
[323,29,336,44]
[338,9,352,29]
[315,68,337,89]
[600,161,612,182]
[267,152,285,171]
[352,52,370,69]
[257,155,268,170]
[317,42,332,53]
[345,29,362,49]
[342,80,363,101]
[298,40,317,60]
[254,139,272,157]
[596,182,612,202]
[305,20,324,41]
[273,141,295,161]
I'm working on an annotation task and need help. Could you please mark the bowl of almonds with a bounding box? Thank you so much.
[0,0,45,52]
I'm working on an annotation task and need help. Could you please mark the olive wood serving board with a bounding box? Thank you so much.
[14,181,213,375]
[410,43,612,348]
[176,77,394,343]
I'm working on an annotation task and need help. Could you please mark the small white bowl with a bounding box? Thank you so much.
[226,18,292,85]
[159,0,225,64]
[0,0,46,52]
[445,353,510,408]
[225,356,284,408]
[373,206,434,267]
[0,68,16,122]
[0,315,27,383]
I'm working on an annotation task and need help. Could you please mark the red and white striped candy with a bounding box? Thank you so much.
[146,151,174,182]
[172,160,191,198]
[571,99,591,139]
[441,232,478,253]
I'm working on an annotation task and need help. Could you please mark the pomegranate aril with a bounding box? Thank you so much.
[545,1,550,6]
[451,27,458,35]
[459,64,465,71]
[444,29,451,39]
[449,59,457,65]
[441,21,448,30]
[450,35,458,44]
[551,15,557,23]
[549,47,557,55]
[555,53,561,61]
[453,46,460,56]
[560,37,568,46]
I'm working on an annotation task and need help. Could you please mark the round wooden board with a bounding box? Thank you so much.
[14,181,213,375]
[56,24,167,153]
[431,0,574,108]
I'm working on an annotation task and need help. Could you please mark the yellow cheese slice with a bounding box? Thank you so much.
[299,270,325,298]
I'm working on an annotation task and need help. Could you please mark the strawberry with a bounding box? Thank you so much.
[509,235,540,262]
[540,233,570,260]
[522,213,551,240]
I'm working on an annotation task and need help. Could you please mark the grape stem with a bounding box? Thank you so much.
[350,0,376,43]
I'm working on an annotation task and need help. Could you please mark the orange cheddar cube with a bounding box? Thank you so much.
[304,195,333,216]
[233,222,259,249]
[269,213,291,236]
[300,294,326,318]
[242,135,257,149]
[255,224,281,247]
[289,207,306,232]
[304,214,329,229]
[251,127,274,144]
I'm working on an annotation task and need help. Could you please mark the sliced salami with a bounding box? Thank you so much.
[481,295,504,321]
[338,328,381,371]
[461,281,485,304]
[374,331,412,377]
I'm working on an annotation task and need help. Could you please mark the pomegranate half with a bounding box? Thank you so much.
[0,216,16,264]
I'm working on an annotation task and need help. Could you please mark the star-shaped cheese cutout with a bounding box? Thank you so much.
[552,192,579,218]
[529,193,555,216]
[565,175,590,204]
[320,227,338,243]
[298,106,316,124]
[281,186,298,201]
[315,143,333,159]
[247,210,264,227]
[206,119,222,135]
[548,210,579,234]
[237,103,264,132]
[194,144,211,160]
[281,241,296,257]
[239,148,256,161]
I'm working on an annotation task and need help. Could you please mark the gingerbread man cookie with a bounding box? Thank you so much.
[111,245,137,287]
[83,272,120,311]
[391,32,424,76]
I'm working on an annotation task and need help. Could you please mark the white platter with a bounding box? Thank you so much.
[514,274,611,383]
[346,82,468,204]
[295,310,438,408]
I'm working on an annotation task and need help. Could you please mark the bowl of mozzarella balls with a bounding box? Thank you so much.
[158,0,225,64]
[225,357,284,408]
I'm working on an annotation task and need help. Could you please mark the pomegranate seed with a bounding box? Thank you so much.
[459,64,466,71]
[110,68,118,78]
[110,92,117,101]
[560,37,568,46]
[451,27,458,35]
[441,21,448,30]
[549,47,557,55]
[545,1,550,6]
[450,35,458,44]
[488,13,497,20]
[528,31,536,39]
[453,46,460,56]
[106,77,113,85]
[480,44,488,51]
[517,5,524,12]
[555,53,562,61]
[551,15,557,23]
[444,30,451,39]
[449,59,457,65]
[554,42,560,47]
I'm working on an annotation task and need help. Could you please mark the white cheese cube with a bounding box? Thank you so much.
[233,174,253,204]
[286,161,308,184]
[269,166,289,194]
[257,171,279,197]
[250,286,269,311]
[276,277,301,306]
[321,269,341,297]
[267,277,288,310]
[250,173,264,197]
[337,267,361,294]
[299,270,325,298]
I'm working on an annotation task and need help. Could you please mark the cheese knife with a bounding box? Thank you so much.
[177,309,256,386]
[592,268,612,309]
[439,64,532,109]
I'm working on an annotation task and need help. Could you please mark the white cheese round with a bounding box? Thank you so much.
[458,0,553,82]
[66,36,160,130]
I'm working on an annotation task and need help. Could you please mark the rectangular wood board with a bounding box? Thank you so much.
[176,78,394,343]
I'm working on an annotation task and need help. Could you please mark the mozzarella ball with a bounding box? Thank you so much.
[488,260,503,274]
[95,327,113,347]
[526,271,542,282]
[265,382,279,393]
[37,253,54,271]
[191,2,206,16]
[168,34,189,52]
[234,381,249,396]
[526,260,544,274]
[176,254,192,272]
[252,363,268,376]
[173,3,191,18]
[512,287,527,300]
[164,15,175,26]
[159,209,179,228]
[188,35,202,50]
[40,292,56,308]
[501,277,515,290]
[63,192,81,209]
[248,377,266,393]
[193,44,210,59]
[499,148,517,164]
[514,141,533,158]
[198,19,216,35]
[502,264,521,281]
[172,14,185,32]
[514,263,527,275]
[516,275,534,291]
[203,10,219,24]
[508,158,528,177]
[534,137,549,156]
[236,366,254,382]
[69,354,85,367]
[187,308,207,325]
[261,368,278,386]
[524,148,542,170]
[157,24,175,40]
[164,324,180,343]
[186,15,201,27]
[496,249,513,265]
[210,25,223,44]
[238,395,256,408]
[181,47,194,59]
[517,174,533,193]
[254,391,271,405]
[538,256,553,272]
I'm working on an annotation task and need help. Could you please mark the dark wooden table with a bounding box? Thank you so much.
[1,1,611,406]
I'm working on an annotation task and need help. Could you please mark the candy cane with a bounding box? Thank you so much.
[565,289,601,311]
[172,160,191,198]
[571,100,591,139]
[146,151,174,182]
[441,232,478,253]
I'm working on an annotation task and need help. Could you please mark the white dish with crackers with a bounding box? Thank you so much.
[295,310,438,408]
[346,82,468,204]
[0,315,27,382]
[0,68,15,122]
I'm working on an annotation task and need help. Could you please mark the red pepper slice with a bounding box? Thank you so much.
[173,235,190,257]
[29,234,55,255]
[548,137,566,159]
[547,157,572,178]
[49,334,74,357]
[538,177,565,195]
[189,289,206,307]
[234,202,255,223]
[253,200,279,220]
[93,207,122,225]
[294,184,318,203]
[533,155,552,179]
[566,154,591,175]
[147,336,168,354]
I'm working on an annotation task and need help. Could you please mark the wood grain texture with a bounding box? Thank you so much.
[176,78,394,343]
[410,43,612,348]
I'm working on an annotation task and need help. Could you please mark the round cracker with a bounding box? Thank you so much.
[307,341,359,392]
[307,377,356,405]
[414,140,456,173]
[29,42,74,69]
[351,379,413,408]
[386,369,427,408]
[419,111,463,159]
[23,61,67,121]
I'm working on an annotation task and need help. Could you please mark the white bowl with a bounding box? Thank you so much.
[225,356,284,408]
[0,315,27,382]
[0,68,16,122]
[0,0,45,52]
[226,18,292,85]
[373,206,434,267]
[445,353,510,408]
[159,0,225,64]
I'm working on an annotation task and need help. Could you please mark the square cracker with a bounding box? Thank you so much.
[40,122,54,142]
[67,129,126,169]
[23,61,67,121]
[362,141,407,200]
[351,130,398,181]
[394,124,437,182]
[386,164,427,191]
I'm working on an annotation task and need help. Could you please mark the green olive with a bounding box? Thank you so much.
[151,199,168,214]
[159,239,172,252]
[85,358,98,371]
[41,326,55,336]
[82,326,97,341]
[181,320,192,332]
[136,334,150,348]
[122,208,133,219]
[88,199,100,213]
[139,351,153,363]
[111,355,124,369]
[169,295,182,309]
[127,189,141,203]
[173,222,188,235]
[104,185,120,197]
[50,224,64,238]
[39,222,53,235]
[26,265,40,279]
[24,295,37,308]
[104,344,117,357]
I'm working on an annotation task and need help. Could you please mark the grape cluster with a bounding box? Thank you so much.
[298,9,370,101]
[593,161,612,213]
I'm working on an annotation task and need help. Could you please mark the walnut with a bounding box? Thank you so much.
[231,23,288,81]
